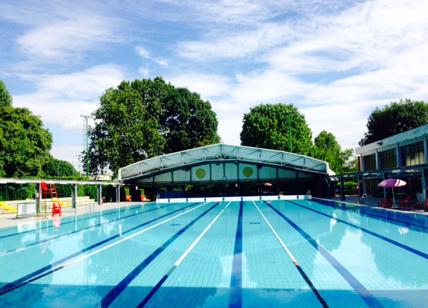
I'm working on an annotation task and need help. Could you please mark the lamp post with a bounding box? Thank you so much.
[81,115,90,178]
[287,114,293,152]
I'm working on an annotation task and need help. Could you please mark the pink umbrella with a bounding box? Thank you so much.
[378,179,407,188]
[378,179,406,206]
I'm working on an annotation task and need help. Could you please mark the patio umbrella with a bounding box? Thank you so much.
[378,179,407,207]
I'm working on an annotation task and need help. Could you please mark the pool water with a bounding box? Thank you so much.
[0,200,427,307]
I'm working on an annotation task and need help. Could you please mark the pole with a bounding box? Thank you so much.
[392,187,396,208]
[287,114,292,152]
[98,184,103,205]
[72,184,77,210]
[81,115,90,178]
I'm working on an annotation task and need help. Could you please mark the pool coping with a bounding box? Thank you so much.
[0,201,148,230]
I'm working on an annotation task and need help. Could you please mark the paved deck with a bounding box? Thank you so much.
[0,201,149,230]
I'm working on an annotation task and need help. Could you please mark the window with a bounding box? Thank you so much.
[379,149,396,169]
[363,154,376,171]
[401,142,425,166]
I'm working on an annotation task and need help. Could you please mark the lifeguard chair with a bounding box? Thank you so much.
[41,182,62,217]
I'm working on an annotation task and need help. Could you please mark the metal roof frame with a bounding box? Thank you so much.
[119,144,332,182]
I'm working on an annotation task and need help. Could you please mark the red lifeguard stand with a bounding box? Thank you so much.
[41,182,62,217]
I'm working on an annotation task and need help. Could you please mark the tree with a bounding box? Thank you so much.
[313,130,354,173]
[0,106,52,177]
[162,87,220,152]
[240,103,313,155]
[43,156,78,178]
[85,77,220,174]
[0,81,12,108]
[360,99,428,146]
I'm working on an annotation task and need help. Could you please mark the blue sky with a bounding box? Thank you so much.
[1,0,428,170]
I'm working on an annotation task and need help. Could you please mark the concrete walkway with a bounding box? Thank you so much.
[0,201,150,230]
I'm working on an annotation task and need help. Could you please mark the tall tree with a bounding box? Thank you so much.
[240,103,313,155]
[162,87,220,152]
[0,81,12,108]
[313,130,354,173]
[0,106,52,177]
[360,99,428,146]
[43,156,78,178]
[85,77,220,174]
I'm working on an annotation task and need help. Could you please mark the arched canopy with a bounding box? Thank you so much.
[119,144,332,185]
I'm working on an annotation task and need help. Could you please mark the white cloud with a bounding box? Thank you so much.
[50,145,83,171]
[13,65,126,130]
[175,0,428,150]
[167,72,232,98]
[17,15,118,61]
[0,1,121,64]
[136,46,150,59]
[177,23,295,61]
[135,45,168,67]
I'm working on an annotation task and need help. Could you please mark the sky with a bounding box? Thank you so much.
[1,0,428,171]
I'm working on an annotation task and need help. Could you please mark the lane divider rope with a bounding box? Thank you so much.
[266,201,383,308]
[138,202,231,307]
[0,203,176,257]
[0,202,210,296]
[253,201,328,308]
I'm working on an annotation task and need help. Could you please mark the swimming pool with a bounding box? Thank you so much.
[0,199,427,307]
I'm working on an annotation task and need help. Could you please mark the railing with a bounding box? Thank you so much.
[16,202,37,218]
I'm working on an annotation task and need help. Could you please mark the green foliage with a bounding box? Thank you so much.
[0,184,36,201]
[342,149,358,173]
[78,185,98,200]
[85,77,220,174]
[43,156,78,178]
[344,181,358,195]
[0,106,52,177]
[313,131,355,173]
[240,103,312,155]
[0,80,12,108]
[162,87,220,152]
[360,99,428,146]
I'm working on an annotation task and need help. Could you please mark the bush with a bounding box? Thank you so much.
[344,181,357,195]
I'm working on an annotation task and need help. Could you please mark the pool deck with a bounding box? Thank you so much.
[0,201,147,229]
[1,198,426,230]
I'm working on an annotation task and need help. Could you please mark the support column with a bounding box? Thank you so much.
[115,185,121,203]
[421,169,426,203]
[357,174,364,195]
[396,144,401,167]
[424,137,428,164]
[72,184,77,209]
[98,185,103,205]
[36,183,42,215]
[375,151,380,170]
[340,175,345,201]
[383,173,387,199]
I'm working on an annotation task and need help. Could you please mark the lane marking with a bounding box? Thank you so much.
[138,202,231,307]
[253,201,328,308]
[0,202,209,296]
[314,198,428,232]
[288,200,428,260]
[266,201,383,308]
[0,203,175,257]
[229,200,243,308]
[101,202,221,307]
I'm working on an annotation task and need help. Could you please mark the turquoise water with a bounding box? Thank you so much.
[0,200,427,307]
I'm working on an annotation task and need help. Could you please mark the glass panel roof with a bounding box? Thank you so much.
[119,144,331,180]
